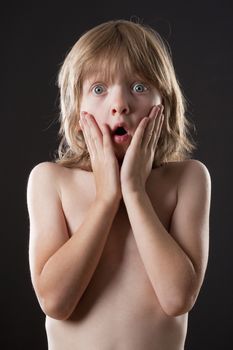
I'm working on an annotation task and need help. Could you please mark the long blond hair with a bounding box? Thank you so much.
[55,19,197,170]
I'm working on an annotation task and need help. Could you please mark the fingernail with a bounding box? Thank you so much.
[81,111,87,118]
[159,104,164,112]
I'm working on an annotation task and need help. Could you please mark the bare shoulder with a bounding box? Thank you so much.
[28,161,63,181]
[27,161,64,195]
[175,159,211,189]
[26,162,67,222]
[161,159,211,186]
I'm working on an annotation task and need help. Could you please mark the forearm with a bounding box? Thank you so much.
[123,190,196,316]
[37,198,119,320]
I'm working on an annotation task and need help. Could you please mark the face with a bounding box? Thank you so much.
[80,66,163,160]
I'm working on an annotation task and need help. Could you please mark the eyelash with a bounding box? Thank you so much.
[91,82,149,95]
[92,85,106,95]
[132,83,149,93]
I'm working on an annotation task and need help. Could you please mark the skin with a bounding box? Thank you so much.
[79,68,164,199]
[27,66,211,350]
[78,70,206,317]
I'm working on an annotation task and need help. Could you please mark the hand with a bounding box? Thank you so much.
[79,112,122,204]
[120,105,164,195]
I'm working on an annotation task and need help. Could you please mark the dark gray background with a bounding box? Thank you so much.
[2,0,232,349]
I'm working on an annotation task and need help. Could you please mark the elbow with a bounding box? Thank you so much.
[161,277,200,317]
[162,293,197,317]
[33,277,82,320]
[38,294,74,321]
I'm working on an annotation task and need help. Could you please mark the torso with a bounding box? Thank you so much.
[45,160,189,350]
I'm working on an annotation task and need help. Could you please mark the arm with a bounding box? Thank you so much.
[27,162,120,321]
[123,160,211,317]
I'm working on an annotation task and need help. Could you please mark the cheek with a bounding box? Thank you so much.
[154,95,163,105]
[153,90,163,105]
[80,98,106,130]
[80,97,100,116]
[80,96,93,112]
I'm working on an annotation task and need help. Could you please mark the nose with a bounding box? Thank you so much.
[111,87,130,116]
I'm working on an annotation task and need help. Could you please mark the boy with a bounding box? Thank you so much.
[27,20,211,350]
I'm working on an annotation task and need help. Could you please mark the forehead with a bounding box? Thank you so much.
[83,70,145,86]
[81,51,150,85]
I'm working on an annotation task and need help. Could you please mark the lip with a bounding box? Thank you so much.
[113,133,130,144]
[111,122,131,144]
[112,122,129,135]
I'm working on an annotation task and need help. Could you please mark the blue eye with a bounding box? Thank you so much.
[93,85,105,95]
[133,83,148,93]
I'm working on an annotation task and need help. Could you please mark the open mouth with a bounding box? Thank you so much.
[114,126,128,136]
[112,126,130,144]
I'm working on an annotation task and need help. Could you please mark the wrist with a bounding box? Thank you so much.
[122,185,147,199]
[95,194,121,211]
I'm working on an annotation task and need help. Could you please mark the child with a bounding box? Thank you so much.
[27,19,211,350]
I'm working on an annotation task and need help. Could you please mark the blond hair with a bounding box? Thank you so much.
[54,19,197,170]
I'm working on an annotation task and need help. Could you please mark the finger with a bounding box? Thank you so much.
[102,124,115,159]
[85,114,103,156]
[152,113,164,151]
[79,116,94,158]
[148,105,164,146]
[142,106,160,149]
[130,117,149,150]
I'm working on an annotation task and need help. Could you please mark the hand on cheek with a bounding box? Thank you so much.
[120,105,164,194]
[79,112,122,203]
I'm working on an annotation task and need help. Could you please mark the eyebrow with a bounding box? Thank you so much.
[84,74,149,85]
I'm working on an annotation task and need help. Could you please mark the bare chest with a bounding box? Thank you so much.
[59,167,177,313]
[46,165,188,350]
[60,166,176,251]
